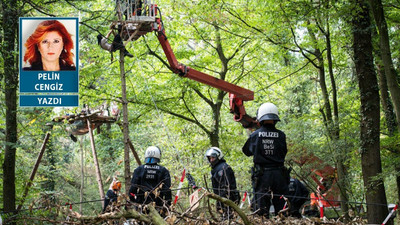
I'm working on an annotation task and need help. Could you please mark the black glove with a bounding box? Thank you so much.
[186,173,197,189]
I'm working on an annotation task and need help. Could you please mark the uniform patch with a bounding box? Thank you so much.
[145,169,157,180]
[258,131,279,138]
[218,170,224,177]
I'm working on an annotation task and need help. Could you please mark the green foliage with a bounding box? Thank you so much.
[2,0,400,221]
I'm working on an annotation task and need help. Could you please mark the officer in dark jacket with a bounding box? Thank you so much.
[129,146,172,211]
[288,177,309,218]
[242,102,289,217]
[206,147,240,219]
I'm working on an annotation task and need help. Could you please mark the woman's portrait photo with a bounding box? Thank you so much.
[21,19,77,71]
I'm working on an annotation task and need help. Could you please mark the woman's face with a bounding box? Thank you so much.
[38,31,64,63]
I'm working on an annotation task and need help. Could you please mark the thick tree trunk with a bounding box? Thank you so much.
[351,0,389,223]
[372,26,400,205]
[369,0,400,132]
[1,0,18,222]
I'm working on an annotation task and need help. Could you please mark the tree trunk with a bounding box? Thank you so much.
[1,0,19,222]
[378,61,400,209]
[127,138,142,166]
[317,54,333,129]
[119,49,131,195]
[79,136,85,214]
[372,27,398,136]
[309,25,350,216]
[372,25,400,205]
[43,132,56,191]
[324,27,350,217]
[208,24,228,148]
[307,26,334,135]
[325,26,339,138]
[87,120,105,208]
[209,98,222,147]
[377,64,398,135]
[351,0,389,223]
[369,0,400,132]
[17,133,50,211]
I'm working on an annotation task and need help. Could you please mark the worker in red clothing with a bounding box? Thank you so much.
[102,179,121,213]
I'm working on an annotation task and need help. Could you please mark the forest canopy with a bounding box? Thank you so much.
[1,0,400,224]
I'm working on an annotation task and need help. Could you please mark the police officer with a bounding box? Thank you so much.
[242,102,289,217]
[288,177,309,218]
[102,179,121,213]
[129,146,172,211]
[205,147,240,219]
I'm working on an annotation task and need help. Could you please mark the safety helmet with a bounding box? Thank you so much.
[144,146,161,164]
[205,147,223,166]
[257,103,280,122]
[112,180,121,191]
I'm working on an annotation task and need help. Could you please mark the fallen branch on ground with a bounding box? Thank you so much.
[206,192,252,225]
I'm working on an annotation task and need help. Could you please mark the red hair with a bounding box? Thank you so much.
[24,20,75,67]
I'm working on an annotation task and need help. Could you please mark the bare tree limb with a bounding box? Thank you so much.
[206,192,252,225]
[64,205,166,225]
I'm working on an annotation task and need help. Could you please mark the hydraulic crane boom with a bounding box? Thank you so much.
[153,18,258,129]
[156,21,253,101]
[114,1,258,128]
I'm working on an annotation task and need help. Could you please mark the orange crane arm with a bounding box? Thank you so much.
[154,17,258,129]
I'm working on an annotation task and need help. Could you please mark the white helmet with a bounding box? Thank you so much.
[144,146,161,164]
[257,103,280,122]
[205,147,223,160]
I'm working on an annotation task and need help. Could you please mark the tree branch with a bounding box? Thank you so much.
[127,99,211,135]
[145,38,174,72]
[24,0,56,16]
[224,6,298,52]
[256,60,314,94]
[206,192,252,225]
